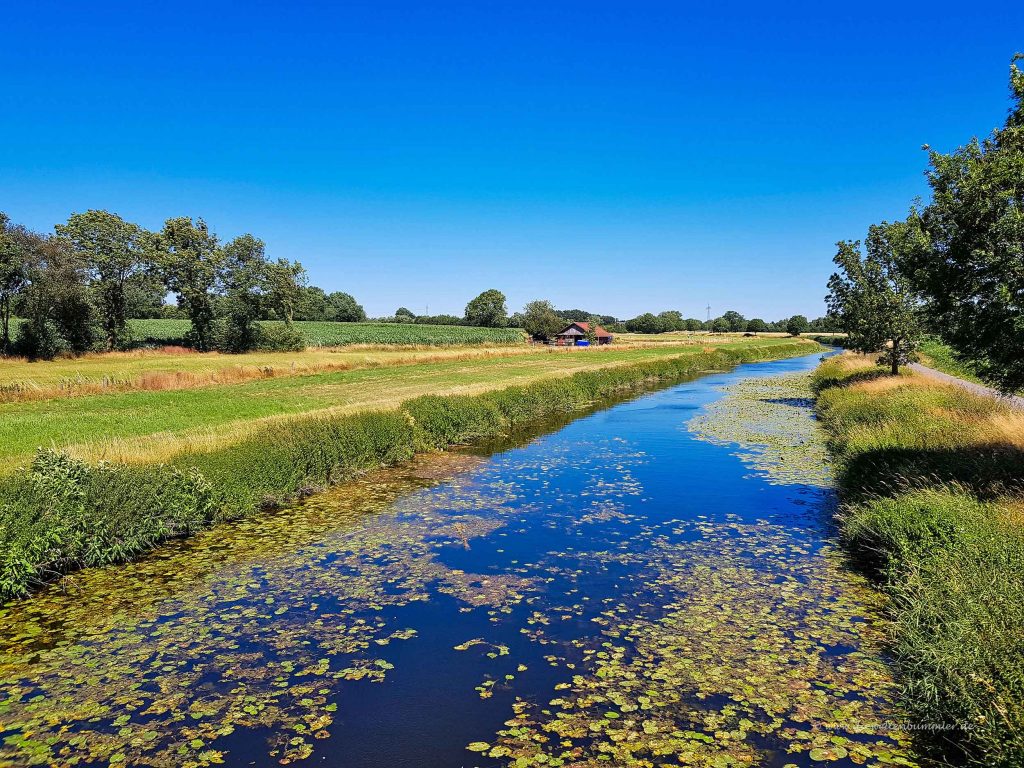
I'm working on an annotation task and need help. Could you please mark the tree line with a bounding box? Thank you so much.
[0,210,328,357]
[826,54,1023,390]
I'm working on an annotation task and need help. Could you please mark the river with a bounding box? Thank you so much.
[0,350,921,767]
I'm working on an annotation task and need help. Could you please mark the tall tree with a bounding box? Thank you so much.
[721,310,747,332]
[521,299,564,340]
[17,235,99,359]
[657,310,685,331]
[0,213,31,353]
[785,315,809,336]
[55,210,149,350]
[902,55,1024,392]
[464,289,508,327]
[154,217,223,351]
[826,222,924,374]
[220,234,268,352]
[326,291,366,322]
[264,258,307,326]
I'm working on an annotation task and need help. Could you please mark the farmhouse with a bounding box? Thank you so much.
[554,322,613,346]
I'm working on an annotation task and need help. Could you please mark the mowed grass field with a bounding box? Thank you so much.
[0,345,554,402]
[0,338,816,473]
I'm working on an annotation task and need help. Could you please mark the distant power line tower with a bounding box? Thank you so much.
[705,305,711,323]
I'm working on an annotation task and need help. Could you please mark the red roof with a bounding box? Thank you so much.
[558,322,612,338]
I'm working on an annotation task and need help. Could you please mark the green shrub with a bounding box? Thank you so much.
[0,450,214,600]
[257,324,306,352]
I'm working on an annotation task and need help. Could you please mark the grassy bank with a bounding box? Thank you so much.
[813,354,1024,766]
[0,339,817,602]
[0,340,806,473]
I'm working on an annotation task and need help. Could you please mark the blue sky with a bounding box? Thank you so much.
[2,1,1022,320]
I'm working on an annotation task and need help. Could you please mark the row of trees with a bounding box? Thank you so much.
[620,310,833,336]
[0,210,318,356]
[826,54,1023,391]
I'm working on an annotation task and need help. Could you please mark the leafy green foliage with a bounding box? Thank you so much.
[154,217,223,351]
[784,314,808,336]
[55,210,149,350]
[263,258,307,325]
[15,234,101,358]
[0,212,31,352]
[325,290,366,322]
[464,288,508,327]
[900,56,1024,392]
[624,312,664,333]
[826,224,923,373]
[520,299,564,340]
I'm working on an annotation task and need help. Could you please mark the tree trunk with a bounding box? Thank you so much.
[891,340,900,375]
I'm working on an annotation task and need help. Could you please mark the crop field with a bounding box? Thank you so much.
[0,337,819,474]
[7,318,526,347]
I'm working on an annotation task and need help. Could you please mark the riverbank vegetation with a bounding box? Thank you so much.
[813,353,1024,766]
[825,55,1023,392]
[0,338,818,601]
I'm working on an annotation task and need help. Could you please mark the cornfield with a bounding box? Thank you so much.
[101,320,525,347]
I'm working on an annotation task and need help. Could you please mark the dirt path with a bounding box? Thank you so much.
[910,362,1024,409]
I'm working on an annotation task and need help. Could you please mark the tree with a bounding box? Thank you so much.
[721,310,746,332]
[746,318,768,333]
[684,318,704,332]
[55,210,149,350]
[625,313,664,334]
[219,234,267,352]
[521,299,564,341]
[295,286,330,321]
[264,258,307,326]
[327,292,366,322]
[16,235,99,359]
[0,213,31,353]
[154,217,223,351]
[711,317,731,333]
[809,316,841,333]
[785,315,809,336]
[826,223,923,375]
[900,55,1024,392]
[657,310,685,331]
[464,289,508,327]
[395,306,416,323]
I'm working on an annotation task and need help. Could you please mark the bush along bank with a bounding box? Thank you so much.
[0,340,817,602]
[812,354,1024,767]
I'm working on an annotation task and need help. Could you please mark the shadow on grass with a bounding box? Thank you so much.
[838,443,1024,502]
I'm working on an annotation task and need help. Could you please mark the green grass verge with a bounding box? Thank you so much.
[813,356,1024,766]
[919,338,983,382]
[0,340,817,602]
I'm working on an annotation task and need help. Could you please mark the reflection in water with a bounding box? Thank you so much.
[0,353,920,767]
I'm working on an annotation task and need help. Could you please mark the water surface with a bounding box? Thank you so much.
[0,352,919,767]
